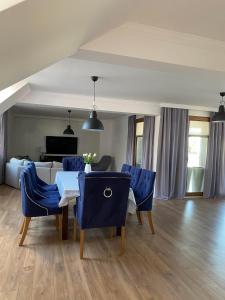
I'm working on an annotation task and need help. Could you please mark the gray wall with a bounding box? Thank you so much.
[7,112,100,161]
[7,110,130,170]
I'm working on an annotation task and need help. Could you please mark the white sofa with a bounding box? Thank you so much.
[5,158,63,189]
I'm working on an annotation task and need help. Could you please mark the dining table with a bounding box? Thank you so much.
[55,171,137,240]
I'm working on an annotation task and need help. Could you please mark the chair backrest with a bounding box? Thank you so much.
[26,165,44,193]
[20,169,49,217]
[77,172,131,229]
[26,163,38,185]
[62,156,85,171]
[92,155,112,171]
[134,169,156,210]
[130,166,141,189]
[121,163,132,173]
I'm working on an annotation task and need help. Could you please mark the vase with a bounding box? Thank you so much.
[85,163,92,173]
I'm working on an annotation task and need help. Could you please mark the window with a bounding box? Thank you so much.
[186,116,210,195]
[134,119,144,167]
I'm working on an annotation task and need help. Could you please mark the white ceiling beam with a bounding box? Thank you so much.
[81,22,225,73]
[0,81,31,115]
[18,90,217,116]
[18,90,160,116]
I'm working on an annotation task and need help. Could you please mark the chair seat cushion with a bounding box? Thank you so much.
[41,190,60,198]
[35,190,61,200]
[41,184,58,191]
[38,197,62,215]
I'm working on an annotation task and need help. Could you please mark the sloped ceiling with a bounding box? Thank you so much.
[2,0,225,113]
[128,0,225,41]
[0,0,131,91]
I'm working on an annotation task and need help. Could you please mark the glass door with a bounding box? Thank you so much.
[186,117,209,196]
[134,119,144,167]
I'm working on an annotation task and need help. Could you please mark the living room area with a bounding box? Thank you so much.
[5,104,129,188]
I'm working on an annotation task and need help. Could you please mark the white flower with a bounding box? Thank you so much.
[83,153,87,157]
[93,153,96,157]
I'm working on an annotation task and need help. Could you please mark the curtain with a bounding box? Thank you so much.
[203,114,225,198]
[142,116,155,170]
[126,115,136,165]
[0,111,7,184]
[155,107,189,200]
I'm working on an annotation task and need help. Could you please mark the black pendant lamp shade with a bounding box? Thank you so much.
[63,110,74,135]
[212,92,225,122]
[82,76,104,131]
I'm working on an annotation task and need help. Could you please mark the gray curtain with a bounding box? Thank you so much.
[0,111,7,184]
[203,114,225,198]
[126,115,136,165]
[155,107,189,200]
[142,116,155,170]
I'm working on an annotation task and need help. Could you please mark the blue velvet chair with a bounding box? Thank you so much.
[26,165,60,199]
[19,169,62,246]
[133,169,156,234]
[62,156,85,171]
[74,171,131,258]
[130,166,142,190]
[29,162,58,191]
[121,163,132,173]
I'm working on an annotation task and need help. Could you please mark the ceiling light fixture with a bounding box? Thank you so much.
[82,76,104,131]
[63,109,74,135]
[212,92,225,122]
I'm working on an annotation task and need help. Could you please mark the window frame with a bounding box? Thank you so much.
[186,115,210,197]
[133,118,144,166]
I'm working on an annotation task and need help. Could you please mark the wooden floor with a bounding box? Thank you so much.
[1,185,225,300]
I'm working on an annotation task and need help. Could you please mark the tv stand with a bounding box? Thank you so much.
[40,153,78,162]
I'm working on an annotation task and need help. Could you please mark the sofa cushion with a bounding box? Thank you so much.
[52,161,63,168]
[34,161,52,168]
[23,160,31,166]
[9,158,24,165]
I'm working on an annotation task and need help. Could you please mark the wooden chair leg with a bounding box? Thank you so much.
[19,217,31,246]
[109,227,115,239]
[136,211,143,225]
[19,218,25,234]
[80,229,85,259]
[147,211,155,234]
[120,226,125,255]
[73,219,78,241]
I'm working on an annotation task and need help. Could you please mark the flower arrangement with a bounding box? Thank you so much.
[83,153,96,164]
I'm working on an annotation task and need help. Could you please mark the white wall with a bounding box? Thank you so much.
[99,119,114,158]
[7,113,101,161]
[110,115,128,171]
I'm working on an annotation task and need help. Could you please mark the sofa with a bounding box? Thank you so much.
[5,158,63,189]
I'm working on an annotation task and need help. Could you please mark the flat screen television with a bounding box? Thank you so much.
[46,136,77,154]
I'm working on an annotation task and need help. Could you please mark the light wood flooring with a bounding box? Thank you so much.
[0,185,225,300]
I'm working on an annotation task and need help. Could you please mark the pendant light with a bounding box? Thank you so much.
[82,76,104,131]
[63,110,74,135]
[212,92,225,122]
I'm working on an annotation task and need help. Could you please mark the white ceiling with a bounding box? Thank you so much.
[28,57,225,107]
[129,0,225,42]
[2,0,225,112]
[12,103,126,120]
[2,0,225,93]
[0,0,131,91]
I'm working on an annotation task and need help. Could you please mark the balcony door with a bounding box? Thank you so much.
[186,116,210,196]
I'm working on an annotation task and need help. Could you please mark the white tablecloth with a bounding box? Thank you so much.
[55,171,137,214]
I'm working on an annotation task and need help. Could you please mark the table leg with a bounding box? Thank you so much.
[62,206,68,240]
[116,227,121,236]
